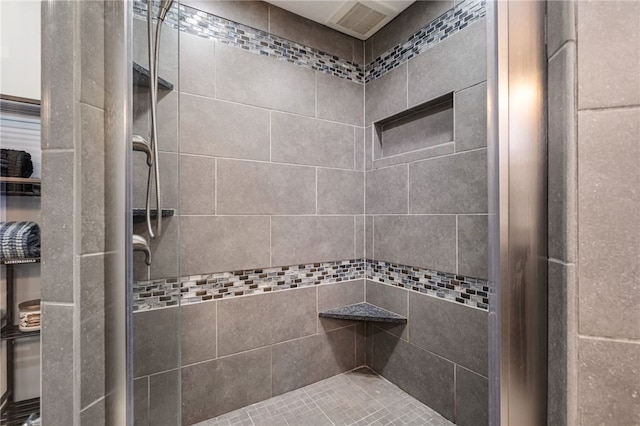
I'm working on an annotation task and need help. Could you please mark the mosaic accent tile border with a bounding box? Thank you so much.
[133,0,364,82]
[133,0,484,85]
[133,259,488,312]
[365,0,486,83]
[366,260,489,310]
[133,259,366,311]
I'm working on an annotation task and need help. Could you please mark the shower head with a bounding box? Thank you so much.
[157,0,174,22]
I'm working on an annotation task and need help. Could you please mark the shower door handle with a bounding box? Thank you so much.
[133,135,152,166]
[133,234,151,266]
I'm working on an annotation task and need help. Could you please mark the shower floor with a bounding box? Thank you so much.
[196,367,454,426]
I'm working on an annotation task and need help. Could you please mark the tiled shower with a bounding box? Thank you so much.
[130,0,489,425]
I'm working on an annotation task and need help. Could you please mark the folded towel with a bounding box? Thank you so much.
[1,149,33,178]
[0,221,40,259]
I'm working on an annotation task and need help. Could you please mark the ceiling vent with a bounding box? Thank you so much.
[335,3,387,36]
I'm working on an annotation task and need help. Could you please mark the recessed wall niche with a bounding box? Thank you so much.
[374,92,454,160]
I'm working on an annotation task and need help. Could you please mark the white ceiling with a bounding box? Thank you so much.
[263,0,415,40]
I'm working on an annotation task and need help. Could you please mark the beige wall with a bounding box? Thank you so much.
[547,1,640,424]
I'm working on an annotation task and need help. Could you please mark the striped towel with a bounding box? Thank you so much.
[1,149,34,178]
[0,221,41,260]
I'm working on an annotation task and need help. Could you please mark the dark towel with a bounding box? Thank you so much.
[1,149,33,178]
[0,222,40,259]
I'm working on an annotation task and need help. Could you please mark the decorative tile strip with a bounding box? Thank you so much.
[365,0,486,83]
[133,0,364,82]
[366,260,489,310]
[133,259,366,311]
[133,259,488,312]
[133,0,484,85]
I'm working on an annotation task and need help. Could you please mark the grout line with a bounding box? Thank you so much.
[353,126,357,170]
[315,168,318,215]
[315,71,318,118]
[177,153,357,172]
[215,302,219,358]
[406,163,410,213]
[269,110,272,162]
[354,216,357,259]
[214,158,218,215]
[269,216,273,267]
[453,365,457,422]
[181,92,359,127]
[456,215,459,273]
[578,104,640,113]
[578,334,640,345]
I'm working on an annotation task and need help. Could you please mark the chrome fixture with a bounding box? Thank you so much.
[132,234,151,265]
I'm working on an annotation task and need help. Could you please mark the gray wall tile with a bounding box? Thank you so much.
[317,168,364,214]
[365,280,408,340]
[269,5,356,62]
[577,0,640,109]
[180,216,270,274]
[217,159,316,215]
[133,216,180,281]
[409,149,487,214]
[455,366,488,426]
[318,280,365,312]
[365,280,407,317]
[217,288,317,356]
[180,94,270,160]
[133,377,149,426]
[216,43,316,116]
[80,255,106,409]
[41,0,74,150]
[272,326,357,395]
[578,109,640,340]
[370,1,454,59]
[182,0,269,32]
[179,32,215,98]
[365,215,373,258]
[180,154,215,216]
[271,112,355,169]
[356,323,366,366]
[370,327,455,421]
[79,0,104,109]
[373,143,455,170]
[354,40,365,66]
[547,0,575,58]
[80,103,106,254]
[133,307,180,377]
[548,43,577,262]
[149,369,180,426]
[80,398,105,426]
[455,82,487,152]
[458,215,488,279]
[133,89,179,153]
[408,19,486,108]
[181,301,217,365]
[374,215,456,272]
[377,107,453,158]
[355,215,365,259]
[355,127,365,171]
[578,338,640,425]
[408,292,488,376]
[548,261,578,426]
[132,19,179,95]
[365,165,408,214]
[132,152,178,216]
[317,73,364,126]
[41,151,74,302]
[271,216,355,266]
[318,280,365,331]
[365,63,407,125]
[365,126,373,171]
[181,347,271,425]
[41,304,74,425]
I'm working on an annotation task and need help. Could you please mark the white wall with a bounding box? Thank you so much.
[0,0,41,100]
